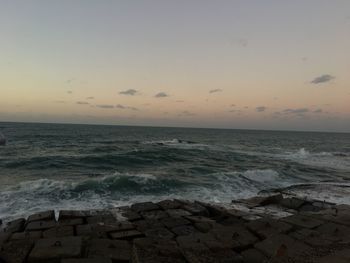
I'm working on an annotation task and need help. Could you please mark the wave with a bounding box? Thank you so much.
[143,138,210,149]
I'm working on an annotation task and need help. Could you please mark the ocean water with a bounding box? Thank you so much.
[0,122,350,221]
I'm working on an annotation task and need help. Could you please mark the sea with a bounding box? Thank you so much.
[1,122,350,221]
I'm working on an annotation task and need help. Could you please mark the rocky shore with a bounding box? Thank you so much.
[1,194,350,262]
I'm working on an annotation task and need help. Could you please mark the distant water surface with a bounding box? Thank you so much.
[0,122,350,220]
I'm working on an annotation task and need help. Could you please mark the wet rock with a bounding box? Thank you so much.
[86,238,131,262]
[25,220,57,231]
[59,218,84,226]
[133,238,186,263]
[131,202,159,213]
[3,218,26,233]
[140,210,168,220]
[237,194,283,208]
[254,234,311,258]
[181,202,209,216]
[280,197,305,210]
[0,239,34,263]
[62,259,112,263]
[166,209,191,218]
[121,210,142,221]
[282,214,324,229]
[161,217,191,229]
[157,200,182,210]
[27,210,55,223]
[247,218,292,239]
[241,248,267,263]
[144,227,175,239]
[317,248,350,263]
[86,215,117,224]
[42,226,74,238]
[10,231,42,241]
[109,229,144,240]
[28,236,82,262]
[171,225,198,236]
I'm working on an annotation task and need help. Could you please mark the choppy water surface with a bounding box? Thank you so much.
[0,122,350,220]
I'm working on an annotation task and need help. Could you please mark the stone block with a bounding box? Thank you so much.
[3,218,25,233]
[144,227,175,239]
[289,228,335,247]
[121,210,142,221]
[210,225,258,251]
[246,218,292,239]
[239,194,283,208]
[75,224,107,238]
[86,238,131,262]
[132,237,186,263]
[282,214,324,229]
[181,202,209,216]
[280,198,305,210]
[43,226,74,238]
[0,239,34,263]
[58,210,90,220]
[241,248,267,263]
[131,202,159,213]
[140,210,168,220]
[86,215,117,224]
[27,210,55,223]
[134,219,159,232]
[59,218,84,226]
[316,222,350,243]
[318,248,350,263]
[172,225,198,236]
[10,231,42,240]
[109,229,143,240]
[166,209,191,218]
[161,217,191,229]
[26,220,57,231]
[28,236,82,262]
[62,259,112,263]
[157,200,182,210]
[254,234,311,258]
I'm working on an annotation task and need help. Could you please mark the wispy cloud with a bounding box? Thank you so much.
[96,104,114,109]
[176,100,184,103]
[86,97,94,100]
[54,100,66,104]
[209,89,223,94]
[256,106,267,112]
[116,104,139,111]
[178,110,195,117]
[155,92,169,98]
[311,74,335,84]
[119,89,138,96]
[283,108,309,114]
[313,109,323,113]
[76,101,89,105]
[67,90,72,94]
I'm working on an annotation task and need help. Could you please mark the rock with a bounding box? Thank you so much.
[181,202,209,216]
[279,198,305,210]
[28,236,82,262]
[131,202,160,213]
[109,229,144,240]
[86,238,131,262]
[62,259,112,263]
[42,226,74,238]
[133,238,185,263]
[3,218,26,233]
[166,209,192,218]
[86,215,117,224]
[238,194,283,208]
[246,218,292,239]
[157,200,182,210]
[10,231,42,240]
[58,218,84,226]
[318,248,350,263]
[161,217,191,229]
[241,248,267,263]
[282,214,324,229]
[144,227,175,239]
[27,210,55,223]
[0,239,34,263]
[25,220,57,231]
[140,210,168,220]
[254,234,311,258]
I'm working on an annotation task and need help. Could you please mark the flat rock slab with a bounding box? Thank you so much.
[166,209,192,218]
[86,238,131,261]
[10,231,42,241]
[157,200,182,210]
[282,214,324,229]
[62,259,112,263]
[144,227,175,239]
[27,211,55,223]
[247,218,292,239]
[0,239,34,263]
[110,229,143,240]
[26,220,57,231]
[140,210,168,220]
[3,218,26,233]
[131,202,159,213]
[161,217,191,229]
[28,236,82,262]
[254,234,311,258]
[42,226,74,238]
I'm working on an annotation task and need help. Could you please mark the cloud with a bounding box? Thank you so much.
[178,110,195,117]
[76,101,89,105]
[310,74,335,84]
[86,97,94,100]
[67,90,72,94]
[116,104,139,111]
[283,108,309,114]
[209,89,223,94]
[313,109,323,113]
[54,100,66,103]
[230,104,236,107]
[96,104,114,109]
[119,89,138,96]
[176,100,184,103]
[155,92,169,98]
[65,78,74,84]
[256,106,267,112]
[238,39,248,47]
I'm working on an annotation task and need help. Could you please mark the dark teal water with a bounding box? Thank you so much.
[1,122,350,220]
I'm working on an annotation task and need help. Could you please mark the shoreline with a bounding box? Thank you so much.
[1,194,350,262]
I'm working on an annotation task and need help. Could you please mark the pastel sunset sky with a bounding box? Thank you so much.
[1,0,349,132]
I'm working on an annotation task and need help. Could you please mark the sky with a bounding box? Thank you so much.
[0,0,349,132]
